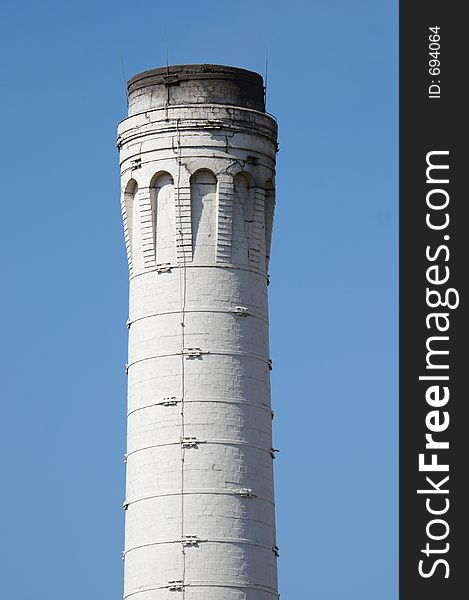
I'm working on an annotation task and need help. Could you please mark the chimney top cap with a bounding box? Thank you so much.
[127,64,266,113]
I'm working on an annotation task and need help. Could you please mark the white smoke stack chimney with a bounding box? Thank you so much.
[117,63,279,600]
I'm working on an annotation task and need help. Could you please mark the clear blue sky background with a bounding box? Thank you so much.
[0,1,397,598]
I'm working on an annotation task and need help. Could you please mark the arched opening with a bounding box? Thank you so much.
[151,172,175,264]
[190,169,217,262]
[264,180,275,270]
[232,172,254,265]
[123,179,138,271]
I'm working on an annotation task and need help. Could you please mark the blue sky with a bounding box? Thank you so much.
[0,1,397,598]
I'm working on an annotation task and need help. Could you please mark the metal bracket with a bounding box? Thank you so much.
[155,262,173,274]
[235,488,256,498]
[270,448,279,459]
[122,500,129,511]
[168,580,184,591]
[126,318,132,329]
[123,454,128,463]
[246,155,259,165]
[124,363,129,375]
[160,396,178,407]
[181,437,203,448]
[181,535,205,547]
[268,358,273,370]
[130,158,141,169]
[231,306,250,316]
[162,74,180,86]
[183,347,208,358]
[272,545,280,557]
